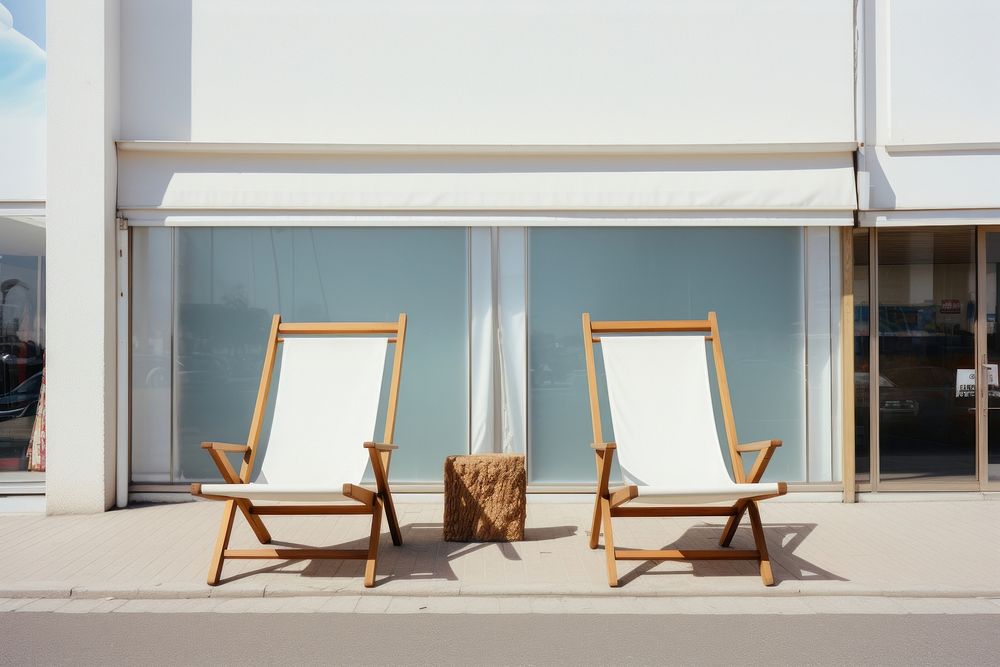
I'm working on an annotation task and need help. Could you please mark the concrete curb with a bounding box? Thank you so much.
[3,583,1000,601]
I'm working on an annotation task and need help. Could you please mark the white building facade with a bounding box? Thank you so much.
[2,0,997,512]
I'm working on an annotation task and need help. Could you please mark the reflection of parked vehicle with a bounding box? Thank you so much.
[0,371,41,471]
[133,354,234,390]
[132,353,170,388]
[0,340,43,395]
[0,371,41,420]
[856,366,974,439]
[855,372,919,419]
[177,354,231,388]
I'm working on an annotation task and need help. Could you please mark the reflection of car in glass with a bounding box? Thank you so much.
[177,354,231,388]
[0,371,42,471]
[132,354,235,390]
[857,366,975,440]
[855,372,919,419]
[132,353,170,388]
[0,341,43,395]
[0,371,41,420]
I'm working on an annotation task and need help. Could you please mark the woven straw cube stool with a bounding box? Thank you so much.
[443,454,526,542]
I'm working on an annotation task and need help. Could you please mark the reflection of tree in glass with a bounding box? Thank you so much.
[0,278,28,341]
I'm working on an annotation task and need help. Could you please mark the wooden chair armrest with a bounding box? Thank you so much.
[744,439,782,484]
[363,441,399,452]
[590,442,617,451]
[736,439,782,453]
[200,441,249,453]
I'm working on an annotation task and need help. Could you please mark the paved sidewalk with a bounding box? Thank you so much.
[2,500,999,601]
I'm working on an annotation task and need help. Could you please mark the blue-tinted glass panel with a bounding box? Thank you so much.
[528,227,806,483]
[174,228,468,482]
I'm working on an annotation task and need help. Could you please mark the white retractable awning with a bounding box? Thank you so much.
[860,210,1000,227]
[117,142,857,226]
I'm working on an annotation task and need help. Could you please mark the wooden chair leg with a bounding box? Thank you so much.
[589,494,602,549]
[238,500,272,544]
[600,497,618,587]
[382,493,402,547]
[719,501,747,547]
[363,498,383,588]
[746,501,774,586]
[208,500,238,586]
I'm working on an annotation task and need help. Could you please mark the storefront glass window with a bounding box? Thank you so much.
[527,227,806,484]
[0,219,45,475]
[132,227,469,483]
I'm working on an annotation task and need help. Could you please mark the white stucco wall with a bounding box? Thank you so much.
[45,0,119,513]
[121,0,855,145]
[881,0,1000,146]
[864,0,1000,212]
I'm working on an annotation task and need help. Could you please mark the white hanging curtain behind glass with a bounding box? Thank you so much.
[469,229,494,454]
[130,227,173,482]
[470,228,527,455]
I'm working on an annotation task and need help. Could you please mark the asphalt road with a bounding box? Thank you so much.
[1,612,996,665]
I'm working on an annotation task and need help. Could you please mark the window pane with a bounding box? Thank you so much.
[528,227,806,484]
[130,228,172,482]
[853,229,871,483]
[986,233,1000,482]
[0,218,45,475]
[876,228,976,482]
[173,228,468,482]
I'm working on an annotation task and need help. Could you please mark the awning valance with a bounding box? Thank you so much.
[860,209,1000,227]
[117,142,857,225]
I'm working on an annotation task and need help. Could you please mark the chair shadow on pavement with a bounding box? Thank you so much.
[615,522,846,587]
[219,523,578,585]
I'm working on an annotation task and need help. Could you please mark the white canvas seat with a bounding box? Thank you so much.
[583,313,787,587]
[191,315,407,588]
[601,335,783,505]
[197,485,357,502]
[629,484,782,505]
[200,336,386,501]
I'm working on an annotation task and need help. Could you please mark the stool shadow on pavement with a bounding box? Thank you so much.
[615,522,846,587]
[375,523,578,584]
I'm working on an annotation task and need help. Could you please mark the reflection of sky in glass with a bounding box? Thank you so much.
[0,1,45,116]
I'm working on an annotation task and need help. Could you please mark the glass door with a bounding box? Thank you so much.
[979,229,1000,487]
[875,228,978,487]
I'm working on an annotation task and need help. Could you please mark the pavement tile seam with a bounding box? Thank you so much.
[5,596,1000,616]
[5,586,1000,600]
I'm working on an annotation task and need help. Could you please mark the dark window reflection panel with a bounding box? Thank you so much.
[984,233,1000,482]
[876,228,976,482]
[0,252,45,473]
[853,229,871,483]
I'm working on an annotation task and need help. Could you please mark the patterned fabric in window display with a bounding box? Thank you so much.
[27,365,45,472]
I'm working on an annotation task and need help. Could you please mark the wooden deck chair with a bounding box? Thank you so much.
[582,312,787,587]
[190,314,407,588]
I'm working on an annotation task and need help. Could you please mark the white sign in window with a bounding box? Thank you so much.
[956,365,999,398]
